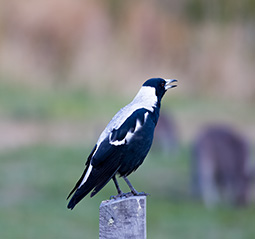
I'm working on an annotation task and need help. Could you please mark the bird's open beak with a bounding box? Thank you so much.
[165,79,177,90]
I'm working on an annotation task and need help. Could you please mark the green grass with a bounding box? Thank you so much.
[0,81,127,121]
[1,80,254,130]
[1,145,255,239]
[1,81,255,238]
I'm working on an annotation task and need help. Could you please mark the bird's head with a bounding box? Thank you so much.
[132,78,177,110]
[142,78,177,101]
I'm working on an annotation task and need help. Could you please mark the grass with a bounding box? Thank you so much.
[1,145,255,239]
[1,80,254,130]
[0,81,127,121]
[1,81,255,238]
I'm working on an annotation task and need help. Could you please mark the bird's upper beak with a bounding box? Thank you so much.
[165,79,177,90]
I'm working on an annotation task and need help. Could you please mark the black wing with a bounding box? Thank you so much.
[67,140,122,209]
[66,144,97,200]
[67,108,149,209]
[110,108,148,144]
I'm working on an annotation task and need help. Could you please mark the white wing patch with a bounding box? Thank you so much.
[78,163,93,188]
[144,112,149,122]
[110,137,126,146]
[109,112,148,146]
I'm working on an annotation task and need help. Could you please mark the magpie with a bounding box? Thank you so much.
[67,78,177,209]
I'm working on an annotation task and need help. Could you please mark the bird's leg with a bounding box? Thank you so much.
[123,176,138,195]
[123,176,149,196]
[110,175,125,199]
[110,175,149,200]
[113,175,123,195]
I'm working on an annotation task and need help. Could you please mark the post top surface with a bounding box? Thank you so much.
[100,195,147,208]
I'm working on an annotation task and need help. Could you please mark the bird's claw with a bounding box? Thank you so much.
[110,191,149,200]
[132,191,150,197]
[109,192,132,200]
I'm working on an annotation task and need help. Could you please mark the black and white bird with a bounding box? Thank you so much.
[67,78,177,209]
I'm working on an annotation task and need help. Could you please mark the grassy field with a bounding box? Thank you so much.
[1,81,255,239]
[1,145,255,239]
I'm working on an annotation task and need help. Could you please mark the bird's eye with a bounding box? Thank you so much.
[161,82,165,87]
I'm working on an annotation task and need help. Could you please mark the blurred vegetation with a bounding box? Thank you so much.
[0,80,255,239]
[0,0,255,238]
[0,80,126,121]
[186,0,255,22]
[1,145,255,239]
[0,0,255,100]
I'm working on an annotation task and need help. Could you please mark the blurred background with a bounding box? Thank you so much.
[0,0,255,238]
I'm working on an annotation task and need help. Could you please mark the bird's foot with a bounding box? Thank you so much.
[110,194,121,200]
[109,192,132,200]
[131,191,150,197]
[109,191,149,200]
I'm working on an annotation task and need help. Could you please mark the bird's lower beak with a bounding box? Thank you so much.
[165,79,177,90]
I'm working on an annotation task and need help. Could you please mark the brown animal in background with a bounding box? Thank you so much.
[192,125,252,207]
